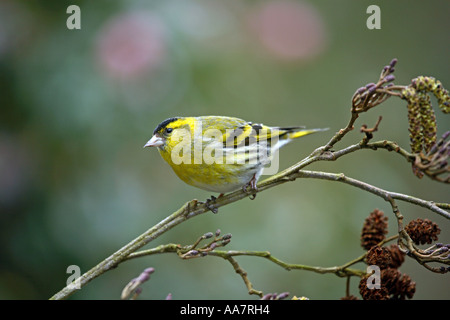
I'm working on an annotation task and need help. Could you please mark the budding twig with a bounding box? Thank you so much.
[121,267,155,300]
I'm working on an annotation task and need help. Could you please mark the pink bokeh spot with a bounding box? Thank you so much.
[96,12,167,79]
[248,0,327,61]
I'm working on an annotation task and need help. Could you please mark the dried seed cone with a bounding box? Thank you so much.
[381,269,416,300]
[380,268,401,297]
[358,275,389,300]
[405,218,441,245]
[366,246,392,269]
[361,209,388,250]
[359,269,416,300]
[386,244,405,269]
[394,273,416,300]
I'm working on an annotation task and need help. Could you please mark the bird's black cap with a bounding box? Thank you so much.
[153,117,179,135]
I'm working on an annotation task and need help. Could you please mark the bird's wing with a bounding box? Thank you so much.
[195,116,325,165]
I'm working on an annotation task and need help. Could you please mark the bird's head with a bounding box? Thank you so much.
[144,117,193,152]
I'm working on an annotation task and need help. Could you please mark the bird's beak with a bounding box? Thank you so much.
[144,135,164,148]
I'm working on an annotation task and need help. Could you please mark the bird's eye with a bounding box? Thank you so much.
[165,127,173,134]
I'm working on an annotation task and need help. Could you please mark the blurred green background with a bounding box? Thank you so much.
[0,0,449,300]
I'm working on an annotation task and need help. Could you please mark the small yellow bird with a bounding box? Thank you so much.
[144,116,326,197]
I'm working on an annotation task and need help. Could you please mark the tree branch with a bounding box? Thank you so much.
[122,234,400,297]
[49,59,449,300]
[50,140,449,300]
[293,170,449,220]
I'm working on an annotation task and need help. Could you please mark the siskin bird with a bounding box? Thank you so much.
[144,116,326,197]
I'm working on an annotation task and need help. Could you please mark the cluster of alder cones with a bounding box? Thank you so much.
[342,209,441,300]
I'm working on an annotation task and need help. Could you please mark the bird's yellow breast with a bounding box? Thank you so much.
[158,146,259,193]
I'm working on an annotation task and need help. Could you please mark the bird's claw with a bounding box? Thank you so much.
[242,174,258,200]
[198,195,219,214]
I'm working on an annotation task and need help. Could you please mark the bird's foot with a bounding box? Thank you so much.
[199,194,222,214]
[242,174,258,200]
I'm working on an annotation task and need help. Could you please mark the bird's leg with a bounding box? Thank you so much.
[199,195,219,214]
[242,174,258,200]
